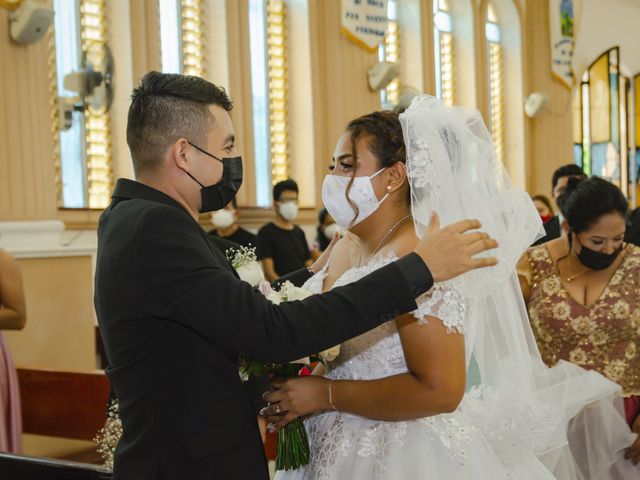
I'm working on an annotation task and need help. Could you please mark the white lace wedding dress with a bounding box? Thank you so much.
[276,253,560,480]
[275,96,638,479]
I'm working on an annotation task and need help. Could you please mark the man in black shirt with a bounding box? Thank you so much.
[208,197,258,249]
[258,179,312,281]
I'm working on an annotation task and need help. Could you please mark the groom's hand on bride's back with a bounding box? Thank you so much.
[414,212,498,282]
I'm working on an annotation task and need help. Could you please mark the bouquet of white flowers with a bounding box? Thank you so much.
[226,246,265,287]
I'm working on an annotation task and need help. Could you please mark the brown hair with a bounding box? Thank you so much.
[344,111,408,226]
[531,194,553,214]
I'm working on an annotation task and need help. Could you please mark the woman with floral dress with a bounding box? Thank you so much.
[518,176,640,464]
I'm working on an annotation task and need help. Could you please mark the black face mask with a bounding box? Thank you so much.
[184,141,243,213]
[571,233,623,270]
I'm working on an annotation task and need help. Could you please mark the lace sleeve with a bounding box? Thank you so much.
[412,282,466,334]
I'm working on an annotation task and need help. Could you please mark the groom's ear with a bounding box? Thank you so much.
[386,161,408,194]
[171,138,190,172]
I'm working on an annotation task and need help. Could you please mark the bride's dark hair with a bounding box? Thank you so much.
[343,111,408,226]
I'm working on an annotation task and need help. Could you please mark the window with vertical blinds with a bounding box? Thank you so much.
[486,3,504,164]
[51,0,114,209]
[379,0,399,108]
[248,0,290,207]
[433,0,454,106]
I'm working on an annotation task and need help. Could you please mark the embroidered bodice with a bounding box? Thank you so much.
[304,253,465,382]
[526,244,640,396]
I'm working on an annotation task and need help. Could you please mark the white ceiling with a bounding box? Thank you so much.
[574,0,640,75]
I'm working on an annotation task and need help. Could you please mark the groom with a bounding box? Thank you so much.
[95,72,497,480]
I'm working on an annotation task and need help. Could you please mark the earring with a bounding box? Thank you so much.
[387,185,392,191]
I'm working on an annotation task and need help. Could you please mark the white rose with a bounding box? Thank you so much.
[236,261,265,287]
[267,290,283,305]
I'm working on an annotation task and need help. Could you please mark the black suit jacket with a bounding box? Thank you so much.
[532,215,561,246]
[94,179,433,480]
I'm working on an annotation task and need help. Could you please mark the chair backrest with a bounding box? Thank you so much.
[0,453,112,480]
[17,368,111,440]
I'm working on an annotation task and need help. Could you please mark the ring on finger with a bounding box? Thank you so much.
[275,404,281,414]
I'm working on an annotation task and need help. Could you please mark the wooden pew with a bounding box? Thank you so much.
[0,369,113,478]
[17,368,111,440]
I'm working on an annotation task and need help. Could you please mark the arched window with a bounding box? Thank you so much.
[433,0,454,105]
[485,2,504,164]
[52,0,113,209]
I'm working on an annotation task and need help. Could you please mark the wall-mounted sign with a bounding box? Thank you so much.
[549,0,576,89]
[341,0,388,52]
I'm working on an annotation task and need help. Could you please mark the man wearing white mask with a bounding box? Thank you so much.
[209,197,258,249]
[258,179,312,281]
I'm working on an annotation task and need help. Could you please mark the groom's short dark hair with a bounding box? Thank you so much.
[126,71,233,174]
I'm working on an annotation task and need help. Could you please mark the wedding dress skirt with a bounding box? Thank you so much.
[275,255,639,480]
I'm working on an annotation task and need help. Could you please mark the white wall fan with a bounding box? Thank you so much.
[59,42,114,130]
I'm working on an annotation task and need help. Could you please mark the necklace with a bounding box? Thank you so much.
[565,252,589,283]
[358,214,412,266]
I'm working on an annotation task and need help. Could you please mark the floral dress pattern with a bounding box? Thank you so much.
[526,244,640,398]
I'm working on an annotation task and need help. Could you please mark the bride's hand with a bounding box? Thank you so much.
[260,376,331,431]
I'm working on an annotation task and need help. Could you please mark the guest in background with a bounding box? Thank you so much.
[208,197,258,249]
[518,177,640,460]
[258,179,312,281]
[0,249,26,453]
[533,164,587,246]
[532,194,554,224]
[311,208,341,261]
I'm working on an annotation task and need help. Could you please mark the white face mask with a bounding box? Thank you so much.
[278,202,299,221]
[323,223,343,240]
[322,168,388,229]
[211,209,235,229]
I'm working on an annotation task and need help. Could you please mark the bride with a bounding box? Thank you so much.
[263,97,640,479]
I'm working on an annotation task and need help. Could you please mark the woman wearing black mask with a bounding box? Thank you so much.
[518,176,640,463]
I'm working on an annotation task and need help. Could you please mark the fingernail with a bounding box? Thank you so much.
[267,423,276,433]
